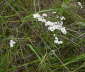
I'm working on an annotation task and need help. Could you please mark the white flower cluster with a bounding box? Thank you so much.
[9,40,16,47]
[33,12,67,44]
[54,36,63,44]
[33,13,47,23]
[77,2,83,8]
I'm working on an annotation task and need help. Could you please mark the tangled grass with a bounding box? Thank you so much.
[0,0,85,72]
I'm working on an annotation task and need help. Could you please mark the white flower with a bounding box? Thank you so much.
[45,21,67,33]
[48,26,55,31]
[55,37,58,40]
[33,13,47,22]
[33,13,67,45]
[42,13,47,17]
[54,21,63,26]
[45,21,54,26]
[77,2,83,8]
[60,16,66,20]
[54,37,63,44]
[54,40,63,44]
[9,40,16,47]
[59,21,63,25]
[33,13,41,18]
[60,27,67,34]
[38,18,46,22]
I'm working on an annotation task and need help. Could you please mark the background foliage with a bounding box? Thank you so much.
[0,0,85,72]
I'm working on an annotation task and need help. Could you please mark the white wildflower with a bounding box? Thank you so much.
[33,13,67,44]
[54,40,63,44]
[60,16,66,20]
[48,26,55,31]
[53,25,61,30]
[33,13,41,18]
[38,18,46,23]
[54,37,63,44]
[45,21,67,33]
[60,27,67,34]
[59,21,63,25]
[55,21,63,26]
[42,13,47,17]
[33,13,47,22]
[45,21,54,26]
[9,40,16,47]
[55,37,58,40]
[77,2,83,8]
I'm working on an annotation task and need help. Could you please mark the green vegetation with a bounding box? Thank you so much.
[0,0,85,72]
